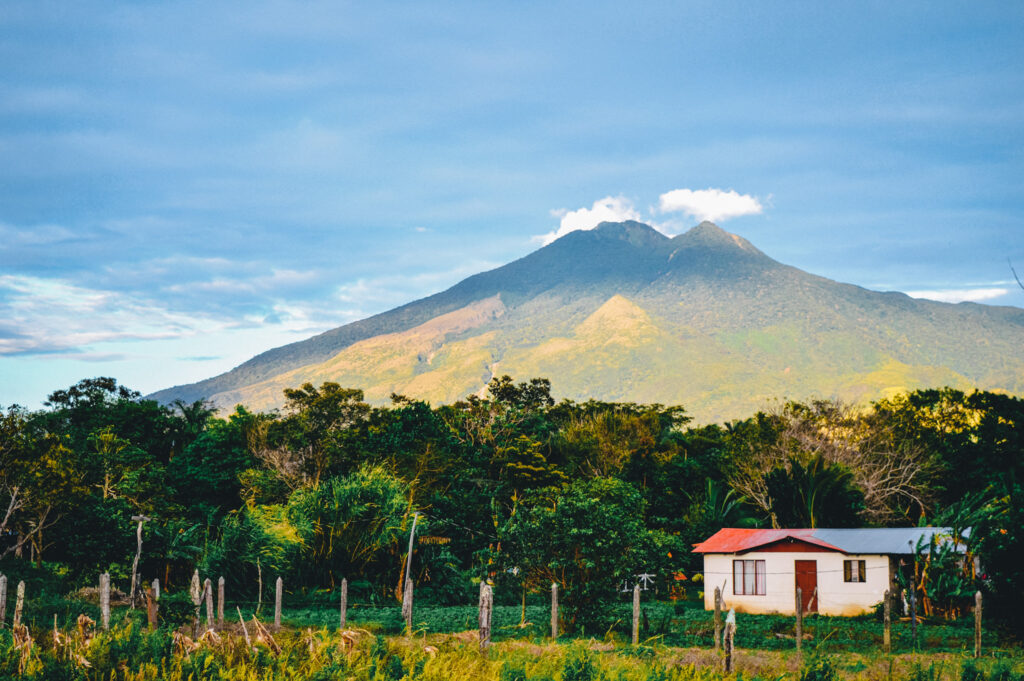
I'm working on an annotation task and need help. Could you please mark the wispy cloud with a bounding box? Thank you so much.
[658,188,763,223]
[905,288,1010,303]
[537,196,644,245]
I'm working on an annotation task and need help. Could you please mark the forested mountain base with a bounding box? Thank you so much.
[1,376,1022,641]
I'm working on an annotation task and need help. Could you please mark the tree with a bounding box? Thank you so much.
[0,406,82,562]
[730,400,932,524]
[499,478,657,632]
[764,455,865,528]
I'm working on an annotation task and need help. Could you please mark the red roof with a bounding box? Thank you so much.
[692,528,843,554]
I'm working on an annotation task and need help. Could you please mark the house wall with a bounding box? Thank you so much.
[702,551,890,616]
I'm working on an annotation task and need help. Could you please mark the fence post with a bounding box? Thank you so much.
[550,582,558,639]
[883,589,891,654]
[0,574,7,630]
[795,586,803,657]
[724,609,736,673]
[340,578,348,629]
[100,573,111,631]
[274,576,283,629]
[632,583,641,645]
[910,575,918,650]
[478,582,492,654]
[145,585,158,631]
[402,574,414,635]
[204,578,214,626]
[974,590,982,658]
[190,569,202,638]
[713,587,722,652]
[217,577,225,626]
[12,581,25,629]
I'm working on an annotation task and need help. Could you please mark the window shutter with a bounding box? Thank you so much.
[844,560,851,582]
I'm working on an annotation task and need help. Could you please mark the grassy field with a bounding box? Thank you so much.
[6,593,1020,680]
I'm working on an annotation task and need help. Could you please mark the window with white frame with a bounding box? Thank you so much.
[732,559,766,595]
[844,559,867,583]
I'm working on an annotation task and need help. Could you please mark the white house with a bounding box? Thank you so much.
[693,527,956,616]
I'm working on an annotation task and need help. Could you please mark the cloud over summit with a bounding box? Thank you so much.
[538,187,764,244]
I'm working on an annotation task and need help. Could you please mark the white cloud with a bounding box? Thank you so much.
[537,196,643,245]
[658,188,763,222]
[905,288,1009,303]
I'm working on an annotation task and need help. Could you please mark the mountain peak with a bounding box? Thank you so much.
[589,220,669,248]
[673,221,764,255]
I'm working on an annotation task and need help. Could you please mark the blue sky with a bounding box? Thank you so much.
[2,1,1023,407]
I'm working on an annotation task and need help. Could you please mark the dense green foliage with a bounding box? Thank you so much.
[2,377,1023,637]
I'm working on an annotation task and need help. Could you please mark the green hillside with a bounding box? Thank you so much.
[150,221,1024,422]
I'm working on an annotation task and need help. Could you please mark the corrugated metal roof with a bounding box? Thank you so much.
[693,527,959,555]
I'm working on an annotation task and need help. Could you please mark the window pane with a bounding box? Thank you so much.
[844,560,852,582]
[744,560,756,595]
[858,560,866,582]
[733,561,743,595]
[755,560,766,595]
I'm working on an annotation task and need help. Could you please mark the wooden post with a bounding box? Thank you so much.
[795,586,803,656]
[129,514,151,609]
[713,587,722,652]
[402,574,414,635]
[152,578,160,601]
[478,582,493,653]
[217,577,225,626]
[274,576,283,629]
[910,575,918,649]
[204,578,214,626]
[0,574,7,630]
[340,578,348,629]
[145,586,158,631]
[12,581,25,629]
[100,572,111,631]
[550,582,558,639]
[190,569,202,638]
[256,558,263,614]
[632,583,641,645]
[723,609,736,673]
[974,590,982,658]
[883,589,892,654]
[401,513,418,633]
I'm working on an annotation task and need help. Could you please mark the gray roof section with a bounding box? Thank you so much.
[812,527,962,555]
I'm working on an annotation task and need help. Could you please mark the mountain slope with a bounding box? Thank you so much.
[150,221,1024,422]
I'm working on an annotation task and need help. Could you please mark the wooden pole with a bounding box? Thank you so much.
[974,590,982,659]
[190,569,202,638]
[883,589,891,654]
[217,577,225,626]
[724,609,736,673]
[129,515,151,609]
[401,513,418,631]
[274,576,283,629]
[145,585,158,631]
[402,574,414,635]
[910,575,918,650]
[478,582,492,653]
[550,582,558,639]
[100,573,110,631]
[12,581,25,629]
[795,586,803,656]
[713,587,722,652]
[632,583,641,645]
[340,578,348,629]
[204,578,214,626]
[256,558,263,614]
[0,574,7,630]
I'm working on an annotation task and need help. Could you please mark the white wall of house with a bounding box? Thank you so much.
[702,551,890,616]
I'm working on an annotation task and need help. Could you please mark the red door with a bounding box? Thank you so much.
[795,560,818,613]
